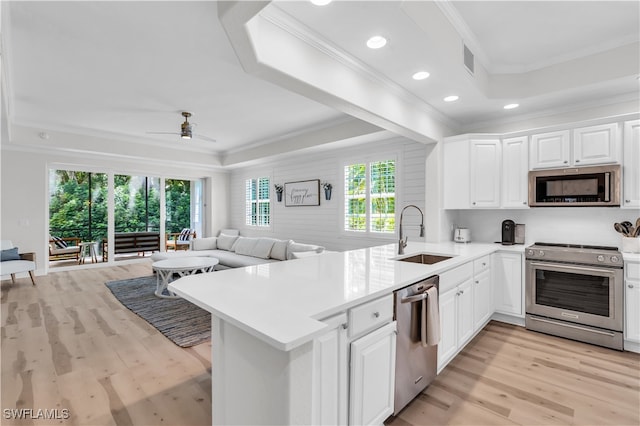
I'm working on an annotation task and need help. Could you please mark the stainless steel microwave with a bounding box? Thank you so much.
[528,164,620,207]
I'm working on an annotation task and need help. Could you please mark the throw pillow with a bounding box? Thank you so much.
[0,247,20,262]
[217,234,239,251]
[270,239,292,261]
[51,236,68,249]
[219,229,240,237]
[178,228,193,241]
[192,237,217,251]
[250,238,276,259]
[286,241,325,260]
[233,237,259,256]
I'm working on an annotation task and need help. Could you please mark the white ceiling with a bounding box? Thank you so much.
[2,1,639,159]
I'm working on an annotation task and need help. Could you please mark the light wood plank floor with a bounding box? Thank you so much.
[2,265,639,425]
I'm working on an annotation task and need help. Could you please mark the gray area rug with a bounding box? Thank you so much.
[105,276,210,347]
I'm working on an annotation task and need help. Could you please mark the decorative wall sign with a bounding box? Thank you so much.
[285,179,320,206]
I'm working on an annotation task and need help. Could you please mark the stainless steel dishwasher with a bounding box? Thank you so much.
[393,275,439,415]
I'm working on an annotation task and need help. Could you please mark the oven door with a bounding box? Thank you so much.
[526,260,623,331]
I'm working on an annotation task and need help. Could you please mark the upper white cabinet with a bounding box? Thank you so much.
[443,136,501,209]
[572,123,618,166]
[469,140,501,208]
[529,130,570,169]
[502,136,529,208]
[530,123,618,169]
[623,120,640,208]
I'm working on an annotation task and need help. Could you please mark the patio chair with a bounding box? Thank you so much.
[49,236,81,261]
[166,228,196,251]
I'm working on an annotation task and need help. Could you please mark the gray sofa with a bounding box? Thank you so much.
[149,233,325,270]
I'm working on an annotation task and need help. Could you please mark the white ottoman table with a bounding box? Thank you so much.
[151,256,219,298]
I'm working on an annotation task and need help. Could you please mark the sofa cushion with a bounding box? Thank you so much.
[212,250,278,268]
[291,251,324,259]
[219,229,240,236]
[0,247,20,261]
[251,238,276,259]
[286,241,325,260]
[270,239,291,261]
[192,237,217,251]
[0,259,36,275]
[232,237,259,256]
[217,234,239,251]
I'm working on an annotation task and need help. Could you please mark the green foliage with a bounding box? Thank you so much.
[166,179,191,233]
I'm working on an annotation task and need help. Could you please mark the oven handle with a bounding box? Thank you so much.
[527,261,621,275]
[528,316,616,337]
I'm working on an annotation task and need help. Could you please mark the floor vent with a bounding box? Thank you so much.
[463,43,474,75]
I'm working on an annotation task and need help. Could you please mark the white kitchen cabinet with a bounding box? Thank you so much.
[473,256,492,330]
[349,321,396,426]
[469,139,501,208]
[572,123,618,166]
[624,261,640,347]
[437,262,474,372]
[443,136,501,209]
[502,136,529,208]
[530,130,570,169]
[492,252,523,317]
[623,120,640,208]
[313,313,348,426]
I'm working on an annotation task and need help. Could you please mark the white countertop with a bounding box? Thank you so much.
[169,241,520,351]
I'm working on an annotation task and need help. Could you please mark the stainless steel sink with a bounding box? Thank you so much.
[397,254,452,265]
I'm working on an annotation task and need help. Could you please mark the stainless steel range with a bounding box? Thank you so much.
[525,242,624,350]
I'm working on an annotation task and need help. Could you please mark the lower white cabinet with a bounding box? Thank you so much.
[624,261,640,345]
[349,321,397,426]
[473,269,492,330]
[492,252,523,317]
[437,264,474,372]
[313,313,348,426]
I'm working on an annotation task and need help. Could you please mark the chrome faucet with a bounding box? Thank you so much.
[398,205,425,255]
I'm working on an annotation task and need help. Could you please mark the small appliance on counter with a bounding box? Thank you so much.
[501,220,515,245]
[454,227,471,243]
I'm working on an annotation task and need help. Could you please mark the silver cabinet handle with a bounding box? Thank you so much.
[630,284,635,289]
[373,311,380,318]
[475,280,479,284]
[482,262,486,266]
[472,202,476,205]
[563,160,568,164]
[575,159,580,163]
[342,323,348,330]
[460,290,464,294]
[626,200,631,203]
[523,201,527,205]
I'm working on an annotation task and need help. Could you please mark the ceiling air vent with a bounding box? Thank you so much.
[463,43,474,76]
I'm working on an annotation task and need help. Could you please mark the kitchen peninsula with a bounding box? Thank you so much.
[169,241,518,425]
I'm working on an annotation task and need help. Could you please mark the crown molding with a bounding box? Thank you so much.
[261,5,461,132]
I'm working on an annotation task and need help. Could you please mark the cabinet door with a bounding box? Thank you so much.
[625,280,640,343]
[456,278,474,346]
[349,321,396,426]
[623,120,640,208]
[313,314,348,426]
[502,136,529,208]
[530,130,570,169]
[573,123,618,166]
[437,288,458,372]
[443,139,471,209]
[473,270,492,331]
[492,252,523,316]
[470,140,501,208]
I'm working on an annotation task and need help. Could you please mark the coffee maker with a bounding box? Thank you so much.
[501,219,515,245]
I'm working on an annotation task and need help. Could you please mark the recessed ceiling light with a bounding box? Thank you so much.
[412,71,430,81]
[366,36,387,49]
[443,95,459,102]
[310,0,332,5]
[504,103,519,110]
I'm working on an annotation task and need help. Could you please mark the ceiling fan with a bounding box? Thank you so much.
[147,111,217,142]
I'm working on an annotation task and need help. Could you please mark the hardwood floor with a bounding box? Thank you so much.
[1,263,211,426]
[2,265,639,425]
[388,322,640,426]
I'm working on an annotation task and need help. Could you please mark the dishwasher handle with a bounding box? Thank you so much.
[401,292,428,304]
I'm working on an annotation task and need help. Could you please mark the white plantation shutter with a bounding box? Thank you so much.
[246,177,270,227]
[344,160,395,234]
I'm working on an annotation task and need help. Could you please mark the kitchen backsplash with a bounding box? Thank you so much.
[454,208,637,248]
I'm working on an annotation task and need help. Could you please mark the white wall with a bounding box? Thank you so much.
[453,207,637,249]
[1,144,229,276]
[229,137,430,251]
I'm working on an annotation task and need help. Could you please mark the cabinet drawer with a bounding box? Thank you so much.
[474,256,491,275]
[348,294,393,339]
[627,262,640,280]
[439,262,473,293]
